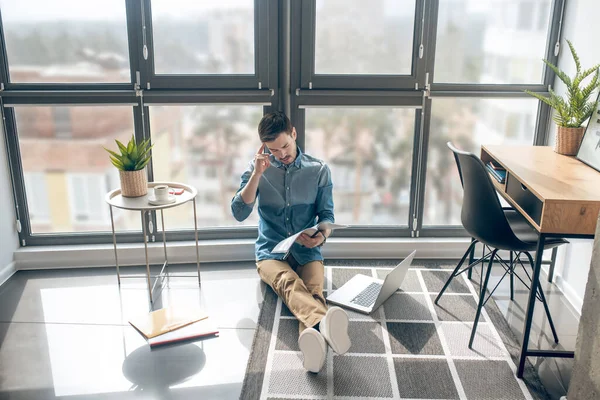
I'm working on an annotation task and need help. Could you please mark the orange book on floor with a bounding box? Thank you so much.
[128,306,207,339]
[148,318,219,348]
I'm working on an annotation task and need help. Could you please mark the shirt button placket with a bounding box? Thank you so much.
[285,169,290,233]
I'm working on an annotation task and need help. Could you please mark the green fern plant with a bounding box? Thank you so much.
[525,40,600,128]
[104,135,153,171]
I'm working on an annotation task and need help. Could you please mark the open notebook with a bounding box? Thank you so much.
[147,318,219,348]
[272,222,347,254]
[128,306,207,339]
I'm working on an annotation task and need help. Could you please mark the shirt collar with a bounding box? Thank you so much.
[270,145,303,169]
[293,146,303,168]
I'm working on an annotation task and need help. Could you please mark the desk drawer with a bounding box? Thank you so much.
[505,173,543,225]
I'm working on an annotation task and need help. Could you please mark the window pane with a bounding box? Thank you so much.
[150,105,263,229]
[16,106,138,233]
[435,0,552,84]
[151,0,255,75]
[24,173,50,223]
[1,0,130,83]
[305,108,415,225]
[423,98,538,226]
[315,0,415,75]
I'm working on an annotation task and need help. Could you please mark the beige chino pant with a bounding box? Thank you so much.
[256,257,328,334]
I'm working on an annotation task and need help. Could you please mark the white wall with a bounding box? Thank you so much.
[0,116,19,285]
[548,0,600,313]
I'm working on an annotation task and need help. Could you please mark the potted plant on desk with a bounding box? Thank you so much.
[104,135,153,197]
[525,40,599,156]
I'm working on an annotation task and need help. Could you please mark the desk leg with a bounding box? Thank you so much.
[548,247,558,283]
[193,198,201,287]
[517,233,546,378]
[109,205,120,285]
[142,210,152,303]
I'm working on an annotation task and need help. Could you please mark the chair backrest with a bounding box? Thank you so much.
[447,142,518,250]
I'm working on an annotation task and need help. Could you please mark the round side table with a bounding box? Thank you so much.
[105,182,201,303]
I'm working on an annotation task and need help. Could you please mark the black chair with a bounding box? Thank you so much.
[443,142,517,299]
[436,142,566,348]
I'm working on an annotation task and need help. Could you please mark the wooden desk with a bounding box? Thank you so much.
[481,145,600,378]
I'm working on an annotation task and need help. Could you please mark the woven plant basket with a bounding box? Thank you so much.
[119,169,148,197]
[555,126,585,156]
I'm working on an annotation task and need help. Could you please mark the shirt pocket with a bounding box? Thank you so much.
[291,174,319,205]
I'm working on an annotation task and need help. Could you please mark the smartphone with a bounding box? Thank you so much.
[262,144,275,162]
[310,230,323,238]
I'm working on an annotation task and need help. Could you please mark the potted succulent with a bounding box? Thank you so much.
[525,40,599,156]
[104,135,153,197]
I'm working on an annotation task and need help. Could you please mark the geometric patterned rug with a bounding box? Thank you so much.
[241,261,550,399]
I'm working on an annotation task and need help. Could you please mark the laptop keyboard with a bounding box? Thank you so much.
[350,282,382,307]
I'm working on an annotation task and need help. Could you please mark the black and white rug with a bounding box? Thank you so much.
[241,261,549,400]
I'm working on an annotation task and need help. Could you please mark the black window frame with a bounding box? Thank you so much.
[298,0,428,90]
[0,0,139,91]
[0,0,567,246]
[141,0,276,90]
[0,0,277,246]
[417,0,565,236]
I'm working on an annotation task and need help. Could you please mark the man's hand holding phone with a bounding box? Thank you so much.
[297,230,327,248]
[253,143,271,177]
[240,143,271,205]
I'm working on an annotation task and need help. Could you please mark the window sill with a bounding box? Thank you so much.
[13,237,472,270]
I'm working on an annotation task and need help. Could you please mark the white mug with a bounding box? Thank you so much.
[154,185,169,201]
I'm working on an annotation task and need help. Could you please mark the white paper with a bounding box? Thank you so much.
[271,222,348,253]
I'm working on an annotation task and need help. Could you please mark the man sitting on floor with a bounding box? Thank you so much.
[231,111,351,373]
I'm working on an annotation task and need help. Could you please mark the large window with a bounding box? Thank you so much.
[0,0,130,83]
[15,106,137,233]
[306,108,415,225]
[149,105,264,229]
[435,0,552,84]
[0,0,560,245]
[150,0,255,75]
[314,0,415,75]
[423,98,539,226]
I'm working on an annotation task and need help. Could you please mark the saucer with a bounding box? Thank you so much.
[148,195,176,205]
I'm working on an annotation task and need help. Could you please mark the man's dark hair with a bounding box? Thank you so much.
[258,111,293,142]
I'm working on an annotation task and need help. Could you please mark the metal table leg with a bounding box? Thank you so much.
[144,208,170,294]
[517,233,546,378]
[109,205,120,285]
[142,210,153,303]
[193,198,201,287]
[161,209,168,267]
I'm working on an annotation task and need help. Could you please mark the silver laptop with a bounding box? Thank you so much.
[326,250,416,314]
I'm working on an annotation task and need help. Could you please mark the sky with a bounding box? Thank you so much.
[315,0,416,17]
[0,0,538,23]
[0,0,253,22]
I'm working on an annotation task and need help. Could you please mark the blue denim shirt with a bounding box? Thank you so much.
[231,147,335,265]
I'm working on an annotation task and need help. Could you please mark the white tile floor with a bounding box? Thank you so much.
[0,259,578,399]
[0,262,263,400]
